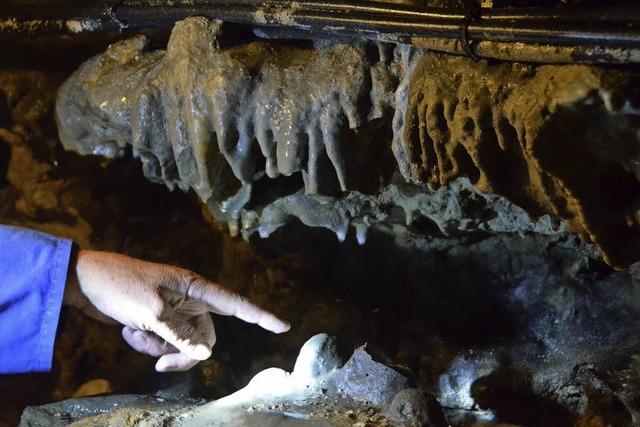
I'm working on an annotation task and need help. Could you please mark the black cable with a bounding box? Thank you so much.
[1,1,640,64]
[458,0,482,61]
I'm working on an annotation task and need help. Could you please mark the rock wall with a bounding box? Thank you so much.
[56,17,640,268]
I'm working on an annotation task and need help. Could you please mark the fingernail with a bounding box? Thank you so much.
[276,322,291,334]
[193,344,211,360]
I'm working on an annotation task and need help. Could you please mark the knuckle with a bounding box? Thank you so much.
[181,274,199,291]
[172,322,194,342]
[185,275,208,299]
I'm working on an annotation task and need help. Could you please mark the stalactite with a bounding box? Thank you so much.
[56,16,640,267]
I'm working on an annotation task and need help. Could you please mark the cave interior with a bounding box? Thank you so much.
[3,0,640,426]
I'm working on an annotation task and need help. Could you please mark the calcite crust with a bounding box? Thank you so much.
[56,17,640,267]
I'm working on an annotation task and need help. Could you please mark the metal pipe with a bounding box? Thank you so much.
[1,1,640,64]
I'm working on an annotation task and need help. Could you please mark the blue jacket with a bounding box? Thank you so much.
[0,225,72,374]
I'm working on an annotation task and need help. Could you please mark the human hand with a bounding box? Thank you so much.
[63,250,290,372]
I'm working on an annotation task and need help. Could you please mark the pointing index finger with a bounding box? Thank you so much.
[187,278,291,334]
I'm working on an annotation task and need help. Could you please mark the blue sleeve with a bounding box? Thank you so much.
[0,225,72,374]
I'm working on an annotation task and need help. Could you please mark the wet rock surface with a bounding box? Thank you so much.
[20,394,204,427]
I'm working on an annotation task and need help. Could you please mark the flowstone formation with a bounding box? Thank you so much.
[393,51,640,268]
[56,16,640,267]
[20,334,446,426]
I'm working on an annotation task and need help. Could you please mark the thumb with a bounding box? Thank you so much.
[150,309,212,361]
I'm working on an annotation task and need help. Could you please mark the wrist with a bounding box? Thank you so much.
[63,246,88,308]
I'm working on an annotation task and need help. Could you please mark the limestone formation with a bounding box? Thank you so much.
[393,51,640,267]
[21,334,446,426]
[56,17,640,267]
[56,18,390,199]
